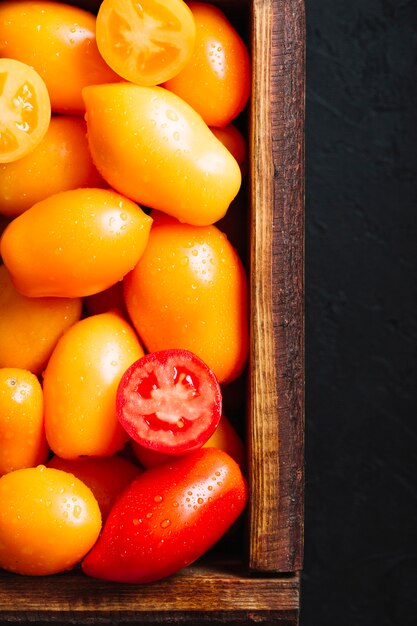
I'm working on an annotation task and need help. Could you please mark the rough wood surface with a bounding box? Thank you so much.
[249,0,305,573]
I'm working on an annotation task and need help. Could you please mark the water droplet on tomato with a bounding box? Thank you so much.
[73,505,82,519]
[154,495,163,503]
[160,519,171,529]
[197,498,204,505]
[166,110,178,122]
[146,512,153,519]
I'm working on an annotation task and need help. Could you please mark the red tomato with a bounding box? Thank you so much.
[117,349,222,455]
[82,447,248,583]
[163,2,251,127]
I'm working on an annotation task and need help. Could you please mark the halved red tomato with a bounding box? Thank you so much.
[96,0,196,86]
[116,349,222,455]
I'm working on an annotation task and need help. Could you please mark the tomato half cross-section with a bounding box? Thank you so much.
[116,349,223,455]
[96,0,196,86]
[82,447,248,584]
[0,58,51,163]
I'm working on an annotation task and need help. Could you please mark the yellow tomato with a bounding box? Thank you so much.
[124,221,249,384]
[0,0,119,114]
[0,116,105,218]
[43,311,145,458]
[0,265,82,375]
[0,466,101,575]
[0,188,152,298]
[0,368,48,477]
[82,83,241,226]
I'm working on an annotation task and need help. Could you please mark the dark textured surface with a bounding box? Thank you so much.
[302,0,417,624]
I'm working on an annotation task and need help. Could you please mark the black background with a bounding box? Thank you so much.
[301,0,417,624]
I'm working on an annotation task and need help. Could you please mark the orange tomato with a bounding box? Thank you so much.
[211,123,247,172]
[0,368,48,477]
[47,455,142,521]
[43,311,145,458]
[0,58,51,163]
[124,221,249,384]
[0,0,119,114]
[0,116,105,218]
[163,2,251,127]
[96,0,196,86]
[0,265,82,375]
[0,465,101,575]
[132,413,245,469]
[0,188,152,298]
[82,83,241,226]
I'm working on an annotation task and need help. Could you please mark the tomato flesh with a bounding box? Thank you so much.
[117,349,222,454]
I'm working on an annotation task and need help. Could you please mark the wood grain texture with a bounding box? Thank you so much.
[248,0,305,573]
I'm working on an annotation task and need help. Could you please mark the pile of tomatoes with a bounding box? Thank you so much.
[0,0,251,584]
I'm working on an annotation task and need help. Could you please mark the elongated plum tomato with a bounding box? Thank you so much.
[82,83,241,226]
[163,2,251,127]
[123,221,249,384]
[0,188,152,298]
[0,58,51,163]
[0,0,119,114]
[0,116,105,218]
[82,448,248,583]
[96,0,196,86]
[0,265,82,375]
[47,455,141,521]
[0,466,101,576]
[43,311,145,459]
[0,368,48,477]
[117,349,222,455]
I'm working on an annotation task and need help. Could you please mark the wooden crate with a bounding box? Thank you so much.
[0,0,305,623]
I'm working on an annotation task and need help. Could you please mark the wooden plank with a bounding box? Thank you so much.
[248,0,305,573]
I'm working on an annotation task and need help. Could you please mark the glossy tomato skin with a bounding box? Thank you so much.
[0,368,48,477]
[82,447,248,583]
[0,265,82,375]
[116,349,222,456]
[0,465,102,576]
[0,116,105,218]
[82,83,241,226]
[43,311,145,458]
[163,2,251,127]
[47,455,142,521]
[0,188,152,298]
[0,0,119,114]
[123,222,249,384]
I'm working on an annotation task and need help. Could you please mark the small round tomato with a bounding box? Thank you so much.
[0,0,119,114]
[132,413,245,469]
[0,465,101,576]
[96,0,196,86]
[117,349,222,456]
[163,2,251,127]
[124,222,249,384]
[0,188,152,298]
[82,83,241,226]
[43,311,145,458]
[0,116,105,218]
[82,447,248,583]
[0,368,48,477]
[0,58,51,163]
[0,265,82,375]
[47,455,141,521]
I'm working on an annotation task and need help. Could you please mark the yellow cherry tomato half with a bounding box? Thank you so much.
[0,466,102,576]
[0,58,51,163]
[82,83,241,226]
[96,0,196,86]
[0,265,82,375]
[0,0,119,114]
[43,311,145,459]
[0,115,105,218]
[0,368,48,477]
[0,188,152,298]
[124,221,249,384]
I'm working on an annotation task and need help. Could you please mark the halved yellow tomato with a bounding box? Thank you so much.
[0,58,51,163]
[96,0,196,86]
